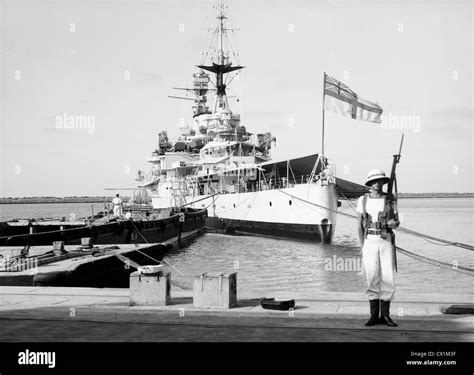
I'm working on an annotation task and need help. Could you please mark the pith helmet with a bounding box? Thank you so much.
[365,169,390,186]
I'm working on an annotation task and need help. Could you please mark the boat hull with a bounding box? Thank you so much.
[207,216,334,243]
[181,183,338,243]
[0,243,180,288]
[32,243,170,288]
[0,209,207,247]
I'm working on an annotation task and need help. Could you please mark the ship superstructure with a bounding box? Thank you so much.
[137,0,340,242]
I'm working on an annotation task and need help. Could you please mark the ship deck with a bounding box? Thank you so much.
[0,243,167,277]
[0,243,173,287]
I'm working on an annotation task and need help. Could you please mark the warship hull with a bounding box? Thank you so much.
[182,183,338,243]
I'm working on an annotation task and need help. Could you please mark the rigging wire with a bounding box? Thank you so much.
[199,1,219,65]
[339,191,474,251]
[277,188,474,276]
[128,210,208,281]
[395,245,474,276]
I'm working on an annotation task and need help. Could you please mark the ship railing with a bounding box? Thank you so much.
[326,163,337,184]
[253,174,315,192]
[181,173,320,196]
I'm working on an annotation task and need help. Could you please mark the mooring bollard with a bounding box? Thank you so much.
[80,237,93,250]
[129,268,171,306]
[193,272,237,309]
[52,241,66,256]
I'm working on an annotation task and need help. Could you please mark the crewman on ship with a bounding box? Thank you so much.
[112,194,123,219]
[357,169,400,327]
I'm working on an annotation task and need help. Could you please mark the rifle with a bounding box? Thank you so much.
[379,133,404,271]
[387,133,404,198]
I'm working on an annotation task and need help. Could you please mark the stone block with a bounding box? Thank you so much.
[193,272,237,309]
[130,271,171,306]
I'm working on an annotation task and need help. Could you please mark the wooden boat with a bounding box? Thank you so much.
[0,243,174,288]
[0,208,207,246]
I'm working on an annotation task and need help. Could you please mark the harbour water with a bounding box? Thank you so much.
[0,202,108,223]
[1,198,473,296]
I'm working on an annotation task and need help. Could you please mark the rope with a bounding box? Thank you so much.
[129,218,187,277]
[214,191,257,214]
[396,227,474,251]
[396,246,474,277]
[278,189,354,218]
[218,191,259,231]
[128,214,209,283]
[337,191,474,252]
[180,193,219,209]
[277,188,474,276]
[126,221,169,266]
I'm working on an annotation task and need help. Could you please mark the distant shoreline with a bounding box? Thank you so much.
[0,197,129,205]
[397,193,474,199]
[0,193,472,204]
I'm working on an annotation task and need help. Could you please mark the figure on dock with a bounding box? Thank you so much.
[112,194,123,219]
[357,169,400,327]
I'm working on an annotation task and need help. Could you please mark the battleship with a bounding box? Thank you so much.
[134,1,368,243]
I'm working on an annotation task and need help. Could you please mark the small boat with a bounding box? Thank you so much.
[0,243,173,288]
[0,208,207,246]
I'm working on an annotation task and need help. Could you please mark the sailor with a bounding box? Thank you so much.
[112,194,123,219]
[357,169,400,327]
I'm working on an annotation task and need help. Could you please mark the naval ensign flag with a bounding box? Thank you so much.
[323,73,383,123]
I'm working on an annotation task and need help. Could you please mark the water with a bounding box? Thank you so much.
[0,203,107,222]
[1,198,473,296]
[167,197,474,296]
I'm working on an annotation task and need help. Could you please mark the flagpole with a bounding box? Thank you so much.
[321,72,326,159]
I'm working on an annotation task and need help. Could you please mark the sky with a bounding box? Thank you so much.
[0,0,472,197]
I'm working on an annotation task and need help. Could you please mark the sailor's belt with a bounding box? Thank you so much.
[368,222,382,229]
[367,229,382,235]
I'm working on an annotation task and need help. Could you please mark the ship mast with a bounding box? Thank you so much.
[219,1,224,65]
[197,0,244,114]
[321,72,326,159]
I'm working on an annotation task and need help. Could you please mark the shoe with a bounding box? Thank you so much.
[379,316,397,327]
[380,300,398,327]
[364,299,380,326]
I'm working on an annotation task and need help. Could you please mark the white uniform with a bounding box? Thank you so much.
[357,195,397,301]
[112,197,123,218]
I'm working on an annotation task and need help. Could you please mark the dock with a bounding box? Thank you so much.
[0,286,472,342]
[0,243,171,287]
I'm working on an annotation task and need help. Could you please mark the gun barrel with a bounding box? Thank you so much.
[387,134,404,195]
[398,133,404,156]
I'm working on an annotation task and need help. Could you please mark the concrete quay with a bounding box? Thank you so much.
[0,286,473,342]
